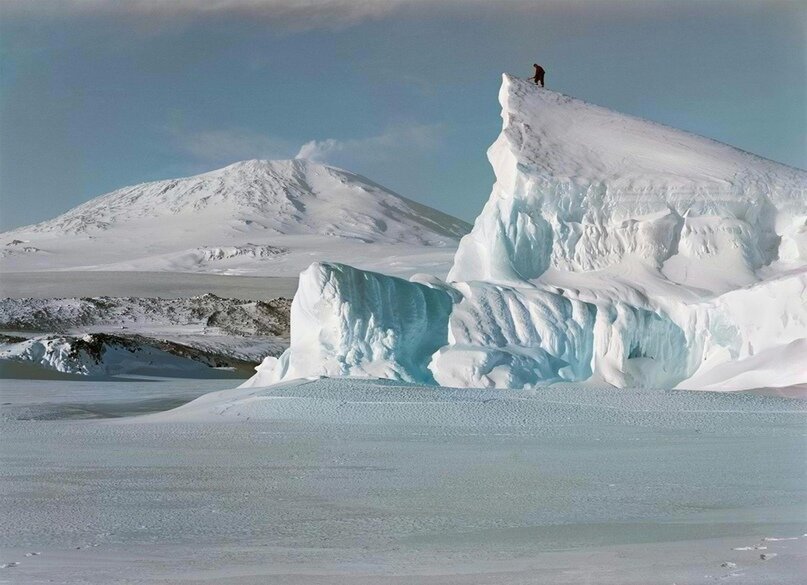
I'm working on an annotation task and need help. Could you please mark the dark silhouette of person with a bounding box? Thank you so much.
[532,64,545,87]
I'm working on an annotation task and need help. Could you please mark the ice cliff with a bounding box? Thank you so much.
[247,262,453,386]
[450,76,805,290]
[245,75,807,391]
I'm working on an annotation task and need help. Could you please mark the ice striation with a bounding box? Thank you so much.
[247,262,453,387]
[430,283,597,388]
[244,75,807,392]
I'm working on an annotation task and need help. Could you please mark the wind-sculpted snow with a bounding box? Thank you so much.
[674,272,807,390]
[240,76,807,392]
[245,262,453,387]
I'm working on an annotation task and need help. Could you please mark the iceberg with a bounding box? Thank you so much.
[245,75,807,391]
[450,76,805,290]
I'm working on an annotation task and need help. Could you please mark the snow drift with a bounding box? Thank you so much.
[226,77,807,391]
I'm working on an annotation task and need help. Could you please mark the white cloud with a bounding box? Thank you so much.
[295,124,443,166]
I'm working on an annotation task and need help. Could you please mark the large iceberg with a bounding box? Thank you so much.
[450,76,805,290]
[245,75,807,391]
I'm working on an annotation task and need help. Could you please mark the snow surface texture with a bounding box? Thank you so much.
[0,159,469,278]
[246,75,807,392]
[4,378,806,583]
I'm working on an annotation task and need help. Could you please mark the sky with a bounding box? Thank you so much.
[1,0,804,231]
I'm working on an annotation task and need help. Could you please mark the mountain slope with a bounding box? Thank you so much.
[1,159,470,277]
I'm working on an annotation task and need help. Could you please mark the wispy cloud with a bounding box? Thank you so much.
[0,0,410,31]
[167,126,296,164]
[1,0,746,31]
[167,123,444,171]
[296,124,443,166]
[1,0,714,36]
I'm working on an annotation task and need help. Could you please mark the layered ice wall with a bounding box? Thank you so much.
[431,283,597,388]
[246,75,807,391]
[429,282,690,389]
[245,262,453,387]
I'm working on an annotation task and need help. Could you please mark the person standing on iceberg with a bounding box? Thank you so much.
[531,63,545,87]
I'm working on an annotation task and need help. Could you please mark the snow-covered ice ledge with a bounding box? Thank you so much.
[246,75,807,392]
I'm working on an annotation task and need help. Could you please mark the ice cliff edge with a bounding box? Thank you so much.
[451,75,806,289]
[246,75,807,391]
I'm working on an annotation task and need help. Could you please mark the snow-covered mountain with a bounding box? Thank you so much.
[0,159,470,277]
[245,75,807,392]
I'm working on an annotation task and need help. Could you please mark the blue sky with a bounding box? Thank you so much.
[1,0,804,230]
